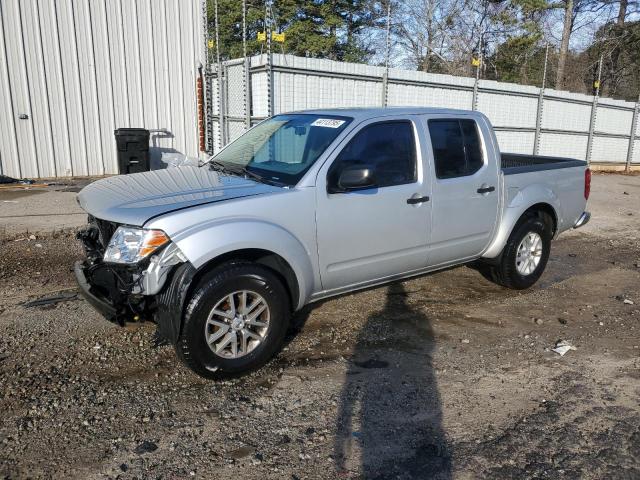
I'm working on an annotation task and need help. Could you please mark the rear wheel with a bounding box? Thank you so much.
[176,262,290,379]
[478,214,551,290]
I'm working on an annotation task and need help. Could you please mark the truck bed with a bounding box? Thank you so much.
[501,153,587,175]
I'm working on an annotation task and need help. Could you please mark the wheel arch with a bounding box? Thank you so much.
[483,200,559,260]
[171,219,316,311]
[190,248,300,313]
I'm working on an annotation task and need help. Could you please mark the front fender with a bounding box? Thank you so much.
[170,219,315,310]
[482,183,561,259]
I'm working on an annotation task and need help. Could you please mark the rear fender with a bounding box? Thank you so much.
[482,183,561,259]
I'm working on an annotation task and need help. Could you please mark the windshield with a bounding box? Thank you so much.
[206,114,352,186]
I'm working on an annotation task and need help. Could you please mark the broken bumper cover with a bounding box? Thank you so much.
[74,261,118,321]
[75,219,195,340]
[574,211,591,229]
[74,258,196,343]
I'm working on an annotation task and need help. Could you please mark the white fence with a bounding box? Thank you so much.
[207,54,640,167]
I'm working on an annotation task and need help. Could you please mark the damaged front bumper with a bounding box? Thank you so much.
[74,260,118,321]
[73,258,148,325]
[75,219,196,343]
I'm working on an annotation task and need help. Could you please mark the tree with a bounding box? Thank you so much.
[583,20,640,100]
[555,0,574,88]
[208,0,380,62]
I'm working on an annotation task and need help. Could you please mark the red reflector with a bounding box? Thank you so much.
[584,168,591,200]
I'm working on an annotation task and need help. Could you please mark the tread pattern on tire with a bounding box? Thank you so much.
[480,213,551,290]
[176,261,289,379]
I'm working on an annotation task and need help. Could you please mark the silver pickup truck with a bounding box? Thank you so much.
[75,107,590,378]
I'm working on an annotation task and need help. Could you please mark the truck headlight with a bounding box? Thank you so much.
[103,226,170,264]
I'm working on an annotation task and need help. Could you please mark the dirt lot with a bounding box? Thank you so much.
[1,174,639,479]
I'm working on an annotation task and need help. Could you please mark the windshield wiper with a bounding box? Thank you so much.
[209,160,282,186]
[241,167,285,187]
[241,167,265,183]
[208,160,235,175]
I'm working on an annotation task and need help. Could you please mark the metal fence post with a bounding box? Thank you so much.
[265,1,273,117]
[214,0,225,149]
[242,0,251,129]
[472,67,479,111]
[586,55,603,164]
[381,73,388,107]
[472,36,483,111]
[533,44,549,155]
[245,58,252,128]
[204,67,214,155]
[626,94,640,172]
[382,0,391,107]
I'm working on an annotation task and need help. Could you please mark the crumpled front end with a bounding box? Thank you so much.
[74,216,195,341]
[75,216,148,325]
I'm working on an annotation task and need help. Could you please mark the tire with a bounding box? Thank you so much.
[478,214,551,290]
[176,262,290,379]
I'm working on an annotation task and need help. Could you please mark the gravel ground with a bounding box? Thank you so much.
[1,174,639,479]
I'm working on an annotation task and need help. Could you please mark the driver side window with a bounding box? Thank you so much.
[328,120,417,188]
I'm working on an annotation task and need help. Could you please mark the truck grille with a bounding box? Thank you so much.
[89,216,119,250]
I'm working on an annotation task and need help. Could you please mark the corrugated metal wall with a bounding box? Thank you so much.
[0,0,205,179]
[210,54,640,166]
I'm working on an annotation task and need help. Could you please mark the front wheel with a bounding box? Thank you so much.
[478,214,551,290]
[176,262,290,379]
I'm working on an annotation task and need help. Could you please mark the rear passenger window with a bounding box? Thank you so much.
[428,119,484,179]
[330,121,417,188]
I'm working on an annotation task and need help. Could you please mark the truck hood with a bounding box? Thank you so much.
[77,166,281,226]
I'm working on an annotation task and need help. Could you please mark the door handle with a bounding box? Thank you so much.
[407,196,430,205]
[477,186,495,194]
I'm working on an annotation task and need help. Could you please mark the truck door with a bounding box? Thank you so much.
[421,115,500,266]
[315,117,432,291]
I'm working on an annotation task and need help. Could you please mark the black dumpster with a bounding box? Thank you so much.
[114,128,150,174]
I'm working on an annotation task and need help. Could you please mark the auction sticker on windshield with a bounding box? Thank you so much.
[311,118,346,128]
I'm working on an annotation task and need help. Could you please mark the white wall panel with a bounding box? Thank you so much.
[591,136,630,163]
[538,133,588,159]
[494,131,535,154]
[387,83,472,110]
[0,0,204,178]
[2,0,39,178]
[20,0,55,178]
[477,92,537,129]
[541,99,591,132]
[0,2,20,176]
[595,106,633,136]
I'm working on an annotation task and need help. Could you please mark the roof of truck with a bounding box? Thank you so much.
[295,107,482,120]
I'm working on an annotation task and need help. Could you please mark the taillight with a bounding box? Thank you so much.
[584,168,591,200]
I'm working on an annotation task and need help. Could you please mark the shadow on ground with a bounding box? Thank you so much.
[334,282,452,479]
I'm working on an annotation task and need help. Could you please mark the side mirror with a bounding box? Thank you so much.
[329,164,376,193]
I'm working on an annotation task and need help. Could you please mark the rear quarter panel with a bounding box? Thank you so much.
[482,166,586,259]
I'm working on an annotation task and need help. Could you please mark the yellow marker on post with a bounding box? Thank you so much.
[594,80,600,89]
[257,31,266,42]
[207,39,214,49]
[272,31,285,43]
[471,57,481,67]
